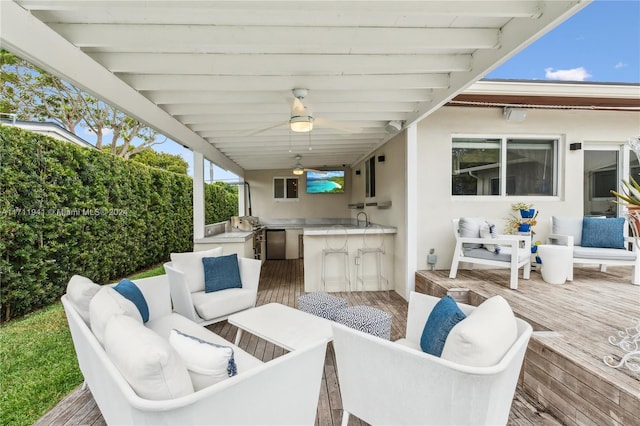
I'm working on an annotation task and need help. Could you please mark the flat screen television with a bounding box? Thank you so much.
[306,170,345,194]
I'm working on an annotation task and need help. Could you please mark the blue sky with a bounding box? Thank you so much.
[131,0,640,178]
[487,0,640,83]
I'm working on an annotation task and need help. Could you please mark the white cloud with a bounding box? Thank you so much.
[544,67,592,81]
[615,61,628,69]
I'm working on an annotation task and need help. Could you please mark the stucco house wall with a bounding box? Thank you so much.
[415,105,640,272]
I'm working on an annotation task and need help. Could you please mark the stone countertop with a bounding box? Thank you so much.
[194,231,253,244]
[303,225,397,236]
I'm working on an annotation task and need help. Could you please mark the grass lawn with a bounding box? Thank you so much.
[0,265,166,426]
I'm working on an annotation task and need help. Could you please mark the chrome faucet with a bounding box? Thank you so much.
[357,211,369,228]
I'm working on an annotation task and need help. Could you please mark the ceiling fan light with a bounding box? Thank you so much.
[290,116,314,132]
[293,167,304,175]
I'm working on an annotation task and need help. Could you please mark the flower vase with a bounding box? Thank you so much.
[520,208,535,219]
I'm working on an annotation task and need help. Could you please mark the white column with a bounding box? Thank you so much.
[405,123,418,297]
[193,151,205,241]
[238,181,246,216]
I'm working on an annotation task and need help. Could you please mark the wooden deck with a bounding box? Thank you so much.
[416,265,640,426]
[39,260,563,426]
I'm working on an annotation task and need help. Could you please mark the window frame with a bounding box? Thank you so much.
[273,176,299,201]
[451,133,563,199]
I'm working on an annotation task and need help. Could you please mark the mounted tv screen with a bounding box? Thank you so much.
[306,170,345,194]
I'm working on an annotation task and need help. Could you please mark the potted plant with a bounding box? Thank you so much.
[610,177,640,207]
[511,202,535,218]
[505,202,539,234]
[611,176,640,234]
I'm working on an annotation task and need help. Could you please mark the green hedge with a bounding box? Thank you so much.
[205,182,238,225]
[0,127,195,321]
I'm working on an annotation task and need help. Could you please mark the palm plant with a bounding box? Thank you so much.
[610,176,640,206]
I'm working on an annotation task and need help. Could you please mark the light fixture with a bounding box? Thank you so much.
[292,156,305,175]
[385,120,402,134]
[503,107,527,122]
[290,115,314,132]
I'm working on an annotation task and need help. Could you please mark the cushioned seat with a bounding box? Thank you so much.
[573,246,637,260]
[297,292,348,320]
[463,246,530,263]
[334,305,392,340]
[190,289,257,323]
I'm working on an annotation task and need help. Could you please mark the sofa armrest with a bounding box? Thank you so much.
[163,262,200,322]
[131,275,172,320]
[547,233,575,249]
[238,257,262,292]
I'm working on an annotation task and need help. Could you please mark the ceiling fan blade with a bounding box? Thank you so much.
[242,121,288,137]
[314,117,362,133]
[304,168,325,174]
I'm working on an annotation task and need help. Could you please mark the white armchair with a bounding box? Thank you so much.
[449,218,531,289]
[332,291,532,426]
[164,249,262,326]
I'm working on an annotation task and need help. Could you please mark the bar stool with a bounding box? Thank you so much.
[356,225,387,292]
[321,226,351,292]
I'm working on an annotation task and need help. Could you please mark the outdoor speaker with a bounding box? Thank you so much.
[570,143,582,151]
[378,155,385,162]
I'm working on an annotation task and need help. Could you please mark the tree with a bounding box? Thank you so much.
[1,50,164,157]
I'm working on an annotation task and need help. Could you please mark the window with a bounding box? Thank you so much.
[452,136,558,196]
[365,156,376,197]
[273,177,298,200]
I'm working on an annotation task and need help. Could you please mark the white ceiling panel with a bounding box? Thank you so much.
[1,0,590,175]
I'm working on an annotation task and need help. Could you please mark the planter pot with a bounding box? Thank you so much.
[520,208,535,218]
[518,223,531,232]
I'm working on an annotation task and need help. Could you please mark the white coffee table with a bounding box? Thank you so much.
[228,303,333,351]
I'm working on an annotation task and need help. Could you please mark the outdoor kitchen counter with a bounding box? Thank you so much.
[193,231,254,259]
[303,225,397,235]
[303,225,396,293]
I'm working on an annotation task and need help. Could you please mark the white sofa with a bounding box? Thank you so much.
[164,247,262,326]
[332,291,532,426]
[62,274,328,425]
[548,216,640,285]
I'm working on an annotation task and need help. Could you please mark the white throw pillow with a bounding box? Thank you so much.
[441,295,517,367]
[479,221,501,254]
[104,315,194,400]
[169,329,237,391]
[170,247,224,293]
[89,287,142,345]
[552,216,583,246]
[66,275,101,325]
[458,217,486,249]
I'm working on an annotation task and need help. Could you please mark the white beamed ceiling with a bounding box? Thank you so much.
[1,0,589,176]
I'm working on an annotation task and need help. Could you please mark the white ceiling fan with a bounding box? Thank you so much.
[246,88,362,137]
[292,154,324,176]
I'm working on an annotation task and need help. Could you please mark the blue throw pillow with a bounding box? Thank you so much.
[203,254,242,293]
[113,279,149,323]
[420,296,466,356]
[581,217,625,249]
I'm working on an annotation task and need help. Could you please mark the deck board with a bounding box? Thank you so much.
[416,265,640,426]
[38,260,559,426]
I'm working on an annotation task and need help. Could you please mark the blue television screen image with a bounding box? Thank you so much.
[306,170,345,194]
